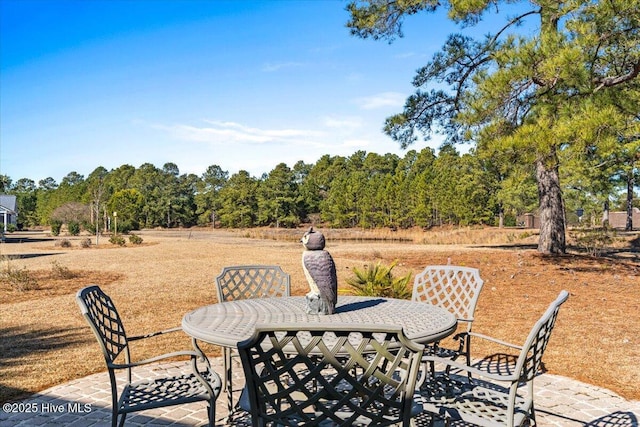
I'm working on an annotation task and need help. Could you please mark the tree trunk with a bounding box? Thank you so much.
[626,173,634,232]
[535,156,566,254]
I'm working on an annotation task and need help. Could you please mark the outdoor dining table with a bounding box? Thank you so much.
[182,295,458,414]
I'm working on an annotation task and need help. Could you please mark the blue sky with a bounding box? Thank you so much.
[1,0,521,184]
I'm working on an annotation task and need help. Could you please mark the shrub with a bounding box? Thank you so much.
[51,260,76,279]
[80,238,92,248]
[129,234,143,245]
[58,239,72,248]
[347,260,412,299]
[570,226,616,257]
[109,235,126,246]
[6,224,17,233]
[67,221,81,236]
[50,220,63,236]
[1,262,39,291]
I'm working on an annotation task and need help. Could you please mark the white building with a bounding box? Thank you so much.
[0,194,18,232]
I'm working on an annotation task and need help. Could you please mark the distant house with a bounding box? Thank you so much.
[517,208,638,230]
[0,194,18,232]
[608,207,640,230]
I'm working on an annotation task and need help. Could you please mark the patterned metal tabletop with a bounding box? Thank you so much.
[182,296,457,347]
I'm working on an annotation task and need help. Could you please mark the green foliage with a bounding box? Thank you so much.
[109,235,126,246]
[129,234,143,245]
[50,220,62,236]
[347,261,412,299]
[218,170,259,227]
[67,220,80,236]
[108,189,144,230]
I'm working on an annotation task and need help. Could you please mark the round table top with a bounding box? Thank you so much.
[182,296,457,347]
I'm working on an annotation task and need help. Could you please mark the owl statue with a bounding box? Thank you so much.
[301,227,338,315]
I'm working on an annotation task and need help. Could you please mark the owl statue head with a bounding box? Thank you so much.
[301,227,325,251]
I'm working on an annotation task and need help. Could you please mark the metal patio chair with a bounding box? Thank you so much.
[214,265,290,411]
[237,324,425,427]
[76,285,222,427]
[419,290,569,427]
[215,265,291,302]
[411,265,484,383]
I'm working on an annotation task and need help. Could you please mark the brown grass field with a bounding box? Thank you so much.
[1,226,639,404]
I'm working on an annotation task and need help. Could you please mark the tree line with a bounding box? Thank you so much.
[1,144,636,235]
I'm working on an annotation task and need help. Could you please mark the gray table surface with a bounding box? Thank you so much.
[182,296,458,347]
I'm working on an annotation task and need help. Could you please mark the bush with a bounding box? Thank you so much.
[67,221,81,236]
[51,260,76,279]
[347,260,412,299]
[128,234,143,245]
[80,238,92,248]
[115,220,134,234]
[50,220,63,236]
[109,235,126,246]
[1,261,39,291]
[570,226,616,257]
[58,239,72,248]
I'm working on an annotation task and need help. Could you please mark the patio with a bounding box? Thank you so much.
[2,357,638,427]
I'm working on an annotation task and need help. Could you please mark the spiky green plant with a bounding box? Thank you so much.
[347,260,412,299]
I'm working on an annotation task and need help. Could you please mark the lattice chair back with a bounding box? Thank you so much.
[77,285,131,366]
[412,266,484,329]
[238,324,424,427]
[516,290,569,382]
[215,265,290,302]
[76,285,222,427]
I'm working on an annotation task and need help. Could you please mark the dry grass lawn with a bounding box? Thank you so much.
[1,227,639,404]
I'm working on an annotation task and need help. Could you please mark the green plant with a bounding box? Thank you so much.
[68,220,81,236]
[128,234,143,245]
[109,235,126,246]
[346,260,412,299]
[50,220,62,236]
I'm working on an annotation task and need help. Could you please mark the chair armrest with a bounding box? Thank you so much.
[468,331,523,351]
[109,350,205,370]
[128,326,182,341]
[423,355,520,383]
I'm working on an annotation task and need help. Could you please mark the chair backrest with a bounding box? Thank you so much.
[76,285,130,365]
[515,290,569,382]
[238,324,424,427]
[412,265,484,327]
[215,265,290,302]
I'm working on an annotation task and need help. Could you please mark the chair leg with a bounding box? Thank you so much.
[207,401,215,427]
[117,412,126,427]
[223,346,234,415]
[529,405,537,426]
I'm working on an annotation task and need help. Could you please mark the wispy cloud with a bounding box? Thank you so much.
[151,120,326,147]
[322,116,363,129]
[261,61,305,72]
[355,92,406,110]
